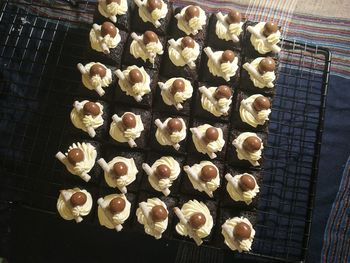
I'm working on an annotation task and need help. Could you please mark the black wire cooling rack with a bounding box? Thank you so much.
[0,1,331,262]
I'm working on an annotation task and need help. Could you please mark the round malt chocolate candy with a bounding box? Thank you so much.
[242,136,261,153]
[113,161,128,177]
[258,57,276,74]
[89,63,106,78]
[200,165,218,182]
[147,0,162,12]
[128,68,143,85]
[205,127,219,142]
[101,21,117,38]
[233,222,251,240]
[143,31,158,45]
[83,102,101,116]
[170,79,185,95]
[220,50,235,63]
[189,212,206,229]
[167,118,183,133]
[263,21,279,37]
[67,148,84,165]
[239,174,256,191]
[184,5,200,22]
[181,36,195,49]
[253,96,271,111]
[122,113,137,128]
[226,10,242,24]
[155,164,171,179]
[109,197,126,214]
[151,205,168,222]
[106,0,121,4]
[70,191,87,207]
[214,85,232,100]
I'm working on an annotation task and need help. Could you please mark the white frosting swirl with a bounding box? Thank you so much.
[98,0,128,19]
[118,65,151,98]
[168,37,200,67]
[130,35,163,62]
[57,188,93,221]
[177,6,206,35]
[175,200,213,238]
[232,132,263,166]
[148,156,180,192]
[136,198,168,239]
[70,100,104,133]
[104,156,138,189]
[250,22,281,54]
[90,24,121,52]
[207,51,238,80]
[221,217,255,252]
[239,94,271,127]
[186,161,220,197]
[155,118,186,146]
[81,62,112,90]
[226,173,259,205]
[161,77,193,105]
[215,17,243,41]
[109,112,144,143]
[98,194,131,229]
[192,124,225,156]
[138,0,168,25]
[248,57,276,88]
[201,87,232,117]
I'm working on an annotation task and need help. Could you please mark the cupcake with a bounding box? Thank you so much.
[97,193,131,231]
[57,188,93,223]
[142,156,180,196]
[136,197,169,239]
[94,0,130,31]
[221,216,255,252]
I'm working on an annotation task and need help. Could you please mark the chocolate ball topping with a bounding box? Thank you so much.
[220,50,235,63]
[200,165,218,182]
[167,118,183,133]
[151,205,168,222]
[171,79,185,95]
[205,127,219,142]
[83,102,101,116]
[184,5,200,22]
[109,197,126,214]
[128,68,143,85]
[189,212,206,229]
[147,0,162,12]
[181,36,195,49]
[89,64,106,78]
[226,10,242,24]
[239,174,256,191]
[155,164,171,179]
[233,222,251,240]
[214,85,232,100]
[106,0,121,4]
[263,22,279,37]
[253,96,271,111]
[70,191,87,207]
[243,136,261,153]
[101,21,117,38]
[67,148,84,165]
[258,57,276,74]
[143,31,158,45]
[122,113,137,129]
[113,161,128,178]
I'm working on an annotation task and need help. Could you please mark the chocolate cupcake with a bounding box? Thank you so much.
[232,91,272,131]
[244,21,281,59]
[200,47,240,85]
[88,22,128,66]
[160,36,203,80]
[131,0,172,35]
[114,65,157,108]
[93,0,131,31]
[207,10,244,51]
[154,76,194,116]
[122,31,165,69]
[241,56,278,95]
